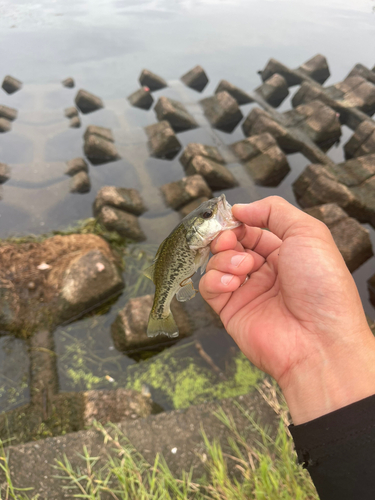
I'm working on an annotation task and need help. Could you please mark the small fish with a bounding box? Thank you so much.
[144,194,242,338]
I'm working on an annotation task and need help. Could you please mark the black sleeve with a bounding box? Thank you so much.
[289,394,375,500]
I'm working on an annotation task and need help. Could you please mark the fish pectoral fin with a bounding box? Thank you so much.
[143,263,155,282]
[176,279,197,302]
[195,247,210,275]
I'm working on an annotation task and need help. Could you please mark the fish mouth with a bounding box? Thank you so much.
[216,194,240,227]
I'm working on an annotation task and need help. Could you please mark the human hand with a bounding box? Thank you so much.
[200,196,375,424]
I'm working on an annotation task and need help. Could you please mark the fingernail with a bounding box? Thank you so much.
[221,274,234,285]
[231,254,246,267]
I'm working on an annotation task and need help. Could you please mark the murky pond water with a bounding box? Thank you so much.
[0,0,374,425]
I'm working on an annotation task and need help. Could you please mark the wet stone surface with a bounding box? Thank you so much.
[84,131,120,165]
[256,73,289,107]
[347,64,375,85]
[179,143,225,169]
[214,80,253,105]
[326,76,375,116]
[128,87,154,110]
[298,54,330,84]
[305,204,373,272]
[200,91,243,133]
[69,171,91,193]
[160,174,212,210]
[65,157,88,176]
[2,75,22,94]
[184,155,237,190]
[139,69,167,91]
[145,120,182,159]
[98,205,146,241]
[0,104,17,121]
[154,97,198,132]
[93,186,147,217]
[74,89,104,114]
[181,65,209,92]
[344,120,375,159]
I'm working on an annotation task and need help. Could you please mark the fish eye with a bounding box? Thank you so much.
[202,210,213,219]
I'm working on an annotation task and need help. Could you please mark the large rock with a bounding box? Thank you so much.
[298,54,330,84]
[181,65,209,92]
[200,91,243,133]
[0,105,17,121]
[344,121,375,159]
[154,97,198,132]
[326,76,375,116]
[231,133,290,187]
[98,206,146,241]
[84,134,120,165]
[65,157,88,176]
[214,80,252,105]
[128,87,154,110]
[139,69,167,91]
[180,143,225,170]
[111,294,192,355]
[74,89,104,114]
[368,273,375,307]
[62,77,75,88]
[145,121,182,160]
[260,58,302,86]
[304,204,373,272]
[0,118,11,133]
[93,186,146,217]
[84,125,114,142]
[0,163,10,183]
[69,171,91,193]
[161,174,212,210]
[256,73,289,107]
[346,64,375,85]
[2,75,22,94]
[184,156,237,190]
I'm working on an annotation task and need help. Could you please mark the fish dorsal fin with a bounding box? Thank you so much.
[143,263,156,282]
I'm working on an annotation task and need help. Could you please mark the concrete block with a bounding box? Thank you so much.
[200,91,243,133]
[154,97,198,132]
[145,121,182,160]
[160,174,212,210]
[181,65,209,92]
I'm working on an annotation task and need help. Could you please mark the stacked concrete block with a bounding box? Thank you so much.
[256,74,289,107]
[260,58,302,86]
[181,65,209,92]
[154,97,198,132]
[304,204,373,272]
[0,105,17,121]
[65,157,88,176]
[139,69,167,91]
[128,87,154,110]
[231,133,290,186]
[180,143,225,168]
[325,76,375,116]
[200,91,243,133]
[75,89,104,114]
[161,174,212,211]
[214,80,253,105]
[344,121,375,159]
[98,206,146,241]
[145,120,182,160]
[297,54,330,85]
[83,125,120,164]
[346,64,375,85]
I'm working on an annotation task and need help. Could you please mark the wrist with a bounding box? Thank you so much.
[281,328,375,425]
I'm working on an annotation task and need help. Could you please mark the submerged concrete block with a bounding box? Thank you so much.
[181,65,209,92]
[75,89,104,114]
[260,58,302,86]
[160,174,212,210]
[184,156,237,190]
[93,186,146,217]
[329,76,375,116]
[2,75,22,94]
[179,143,225,170]
[214,80,252,105]
[128,87,154,110]
[139,69,167,91]
[154,97,198,132]
[256,73,289,107]
[0,118,11,133]
[344,121,375,159]
[69,116,81,128]
[70,171,91,193]
[0,105,17,121]
[145,121,182,160]
[62,77,75,88]
[84,133,119,165]
[84,125,114,142]
[298,54,330,84]
[64,106,78,118]
[98,206,146,241]
[111,295,192,355]
[65,157,88,176]
[200,91,243,133]
[305,204,373,272]
[0,163,10,184]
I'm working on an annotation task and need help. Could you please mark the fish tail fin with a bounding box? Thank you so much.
[147,312,179,338]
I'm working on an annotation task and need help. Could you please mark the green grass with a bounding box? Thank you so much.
[0,384,318,500]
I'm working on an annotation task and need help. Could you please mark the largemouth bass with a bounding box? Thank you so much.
[144,194,242,338]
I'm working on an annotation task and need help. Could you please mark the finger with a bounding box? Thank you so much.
[200,270,246,315]
[237,226,282,259]
[206,250,254,275]
[211,230,242,254]
[233,196,330,241]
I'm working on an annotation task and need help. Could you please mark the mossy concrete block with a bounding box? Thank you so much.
[181,65,209,92]
[64,106,78,118]
[84,125,114,142]
[93,186,146,217]
[305,204,373,272]
[160,174,212,210]
[0,104,17,121]
[256,73,289,108]
[139,69,167,91]
[65,157,88,176]
[2,75,22,94]
[200,91,243,133]
[260,58,302,86]
[111,294,192,355]
[128,87,154,110]
[145,120,182,160]
[368,273,375,307]
[185,155,237,190]
[154,97,198,132]
[0,163,10,183]
[346,64,375,85]
[298,54,330,84]
[214,80,252,105]
[75,89,104,114]
[344,120,375,159]
[69,116,81,128]
[98,205,146,241]
[69,171,91,193]
[0,117,11,133]
[179,196,210,217]
[84,134,120,165]
[62,77,75,88]
[180,143,225,169]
